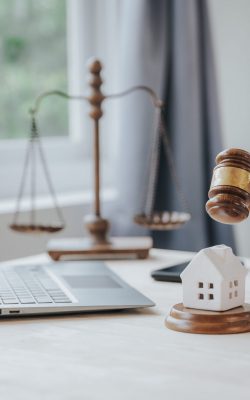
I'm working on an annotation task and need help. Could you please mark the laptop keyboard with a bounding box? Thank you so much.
[0,269,72,305]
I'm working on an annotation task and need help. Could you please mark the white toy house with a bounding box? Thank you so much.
[181,245,247,311]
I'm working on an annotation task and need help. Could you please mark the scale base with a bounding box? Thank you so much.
[165,303,250,334]
[47,236,152,261]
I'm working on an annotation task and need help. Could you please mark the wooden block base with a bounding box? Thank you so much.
[165,303,250,334]
[47,236,152,261]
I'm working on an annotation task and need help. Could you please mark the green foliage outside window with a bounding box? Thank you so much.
[0,0,67,139]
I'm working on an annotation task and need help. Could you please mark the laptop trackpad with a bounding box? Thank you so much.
[62,275,121,289]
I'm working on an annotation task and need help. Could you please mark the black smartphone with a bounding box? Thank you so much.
[151,261,190,283]
[151,259,245,283]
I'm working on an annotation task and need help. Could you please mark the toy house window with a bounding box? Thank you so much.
[208,283,214,289]
[208,294,214,300]
[235,290,238,297]
[198,282,203,288]
[229,281,233,288]
[229,292,232,299]
[198,294,204,300]
[234,280,238,287]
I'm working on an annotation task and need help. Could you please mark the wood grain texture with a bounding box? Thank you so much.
[166,303,250,334]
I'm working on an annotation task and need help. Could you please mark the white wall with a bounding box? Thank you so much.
[209,0,250,256]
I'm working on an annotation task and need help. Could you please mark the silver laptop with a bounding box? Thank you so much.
[0,261,154,317]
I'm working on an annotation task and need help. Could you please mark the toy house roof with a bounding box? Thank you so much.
[181,245,246,280]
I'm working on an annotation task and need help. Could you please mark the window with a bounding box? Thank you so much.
[198,282,203,288]
[229,292,232,299]
[0,0,120,199]
[0,0,67,139]
[208,294,214,300]
[229,281,233,288]
[235,290,238,297]
[234,280,238,287]
[198,294,204,300]
[208,283,214,289]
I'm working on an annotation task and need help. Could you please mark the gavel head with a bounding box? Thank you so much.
[206,148,250,224]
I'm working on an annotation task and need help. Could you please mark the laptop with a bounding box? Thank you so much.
[0,261,154,317]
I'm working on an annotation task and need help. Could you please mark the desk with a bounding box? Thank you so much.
[1,249,250,400]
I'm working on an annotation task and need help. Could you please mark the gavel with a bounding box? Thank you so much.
[206,148,250,224]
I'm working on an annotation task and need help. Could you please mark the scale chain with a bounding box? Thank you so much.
[30,118,37,226]
[145,107,162,216]
[11,116,65,230]
[12,134,33,225]
[159,108,190,215]
[36,130,65,227]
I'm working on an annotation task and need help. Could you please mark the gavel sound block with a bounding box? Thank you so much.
[166,148,250,334]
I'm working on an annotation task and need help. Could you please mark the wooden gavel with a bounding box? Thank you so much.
[206,148,250,224]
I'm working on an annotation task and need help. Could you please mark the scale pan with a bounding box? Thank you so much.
[9,224,64,234]
[134,211,191,230]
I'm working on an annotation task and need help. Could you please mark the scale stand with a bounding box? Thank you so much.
[47,59,152,260]
[47,237,152,261]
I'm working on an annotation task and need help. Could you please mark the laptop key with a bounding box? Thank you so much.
[16,293,30,297]
[0,291,14,295]
[20,299,36,304]
[53,298,72,303]
[36,300,53,304]
[31,293,45,298]
[3,299,19,304]
[1,296,17,300]
[52,293,70,298]
[35,297,53,303]
[18,296,34,301]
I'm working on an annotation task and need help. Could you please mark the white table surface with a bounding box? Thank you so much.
[1,248,250,400]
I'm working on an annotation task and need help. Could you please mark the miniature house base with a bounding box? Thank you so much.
[165,303,250,334]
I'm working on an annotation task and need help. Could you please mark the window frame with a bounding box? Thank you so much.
[0,0,120,200]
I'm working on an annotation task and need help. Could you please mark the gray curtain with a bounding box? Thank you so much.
[110,0,235,252]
